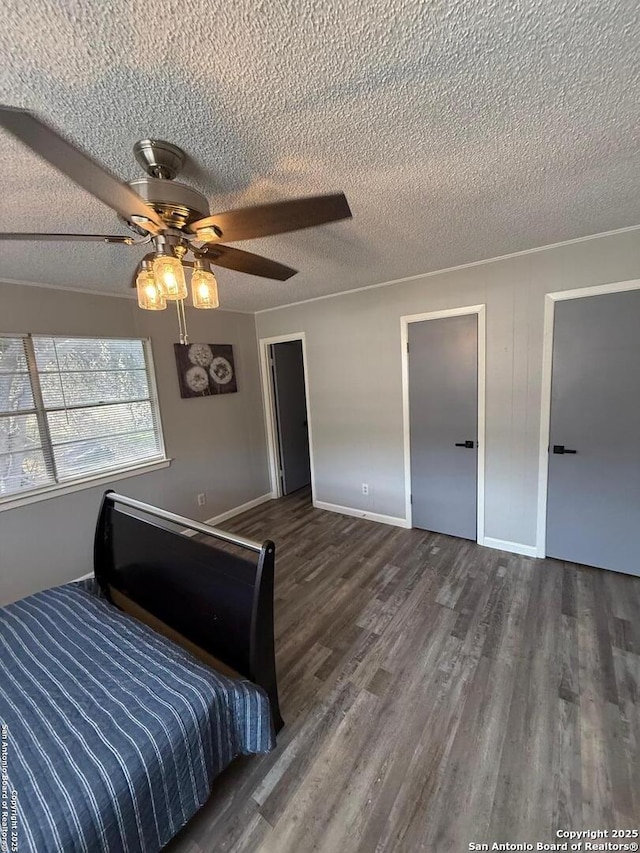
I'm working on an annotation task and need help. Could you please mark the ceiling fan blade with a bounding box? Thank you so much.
[0,106,165,234]
[198,244,297,280]
[189,192,351,243]
[0,232,135,243]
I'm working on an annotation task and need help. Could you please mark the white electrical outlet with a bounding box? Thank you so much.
[362,483,369,495]
[197,493,206,507]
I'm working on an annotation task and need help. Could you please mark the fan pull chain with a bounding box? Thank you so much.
[180,299,189,345]
[175,301,184,345]
[175,299,189,345]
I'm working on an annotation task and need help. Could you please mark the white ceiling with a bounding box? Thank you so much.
[0,0,638,312]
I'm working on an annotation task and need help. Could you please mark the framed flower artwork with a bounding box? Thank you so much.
[174,343,238,398]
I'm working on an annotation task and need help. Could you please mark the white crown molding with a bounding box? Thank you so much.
[3,221,639,316]
[256,222,640,314]
[0,277,255,314]
[0,276,137,300]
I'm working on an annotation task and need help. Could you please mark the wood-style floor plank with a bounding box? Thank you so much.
[167,489,640,853]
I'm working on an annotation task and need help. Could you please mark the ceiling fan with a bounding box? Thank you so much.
[0,105,352,333]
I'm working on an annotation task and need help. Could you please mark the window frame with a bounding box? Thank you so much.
[0,333,170,511]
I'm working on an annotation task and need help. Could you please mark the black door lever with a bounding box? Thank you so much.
[455,440,475,448]
[552,445,577,454]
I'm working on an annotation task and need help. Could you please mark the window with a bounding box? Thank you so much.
[0,334,166,501]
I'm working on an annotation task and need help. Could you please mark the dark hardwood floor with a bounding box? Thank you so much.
[167,489,640,853]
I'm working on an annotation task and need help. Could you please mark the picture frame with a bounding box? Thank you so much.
[174,343,238,398]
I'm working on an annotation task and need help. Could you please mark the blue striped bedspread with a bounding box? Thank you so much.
[0,581,275,853]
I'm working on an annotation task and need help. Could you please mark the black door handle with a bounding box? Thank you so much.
[455,440,475,448]
[552,445,577,454]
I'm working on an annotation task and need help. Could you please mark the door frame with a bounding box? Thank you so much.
[400,305,486,542]
[259,332,316,501]
[535,277,640,557]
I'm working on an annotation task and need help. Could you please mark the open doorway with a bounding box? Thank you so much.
[260,333,314,501]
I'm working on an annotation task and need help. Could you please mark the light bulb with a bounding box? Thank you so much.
[152,254,187,300]
[136,268,166,310]
[191,267,220,309]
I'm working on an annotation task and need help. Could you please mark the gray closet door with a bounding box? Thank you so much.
[272,341,311,495]
[546,290,640,575]
[408,314,478,539]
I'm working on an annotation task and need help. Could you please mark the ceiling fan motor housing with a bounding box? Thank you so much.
[126,177,210,232]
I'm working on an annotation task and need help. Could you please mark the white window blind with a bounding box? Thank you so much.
[0,334,165,500]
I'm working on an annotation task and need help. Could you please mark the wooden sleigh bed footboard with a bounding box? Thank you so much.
[93,490,283,731]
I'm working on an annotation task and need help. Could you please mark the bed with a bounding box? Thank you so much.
[0,490,283,853]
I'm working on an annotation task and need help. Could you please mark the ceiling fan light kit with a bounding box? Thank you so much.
[150,241,188,302]
[191,259,220,309]
[135,260,166,311]
[0,106,352,340]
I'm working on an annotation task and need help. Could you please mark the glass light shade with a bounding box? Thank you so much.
[136,268,166,310]
[191,268,220,309]
[152,254,187,300]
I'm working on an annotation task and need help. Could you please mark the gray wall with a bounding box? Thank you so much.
[3,227,640,603]
[256,229,640,550]
[0,282,270,604]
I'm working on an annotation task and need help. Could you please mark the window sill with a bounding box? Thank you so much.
[0,458,172,512]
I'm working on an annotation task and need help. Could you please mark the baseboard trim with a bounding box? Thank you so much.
[180,492,275,536]
[480,537,538,558]
[181,493,276,537]
[313,500,410,528]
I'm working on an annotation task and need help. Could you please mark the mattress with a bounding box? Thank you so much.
[0,581,275,852]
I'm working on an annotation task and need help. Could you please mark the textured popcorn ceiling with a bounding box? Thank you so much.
[0,0,638,312]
